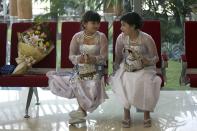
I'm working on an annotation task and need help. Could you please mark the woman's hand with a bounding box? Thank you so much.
[142,57,150,66]
[84,54,96,64]
[79,54,85,64]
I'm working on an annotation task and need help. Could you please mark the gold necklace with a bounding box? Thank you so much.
[130,37,139,44]
[129,31,140,44]
[84,32,96,39]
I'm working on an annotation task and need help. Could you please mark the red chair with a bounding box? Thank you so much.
[0,23,7,67]
[99,21,108,39]
[180,21,197,87]
[61,21,109,68]
[113,20,164,87]
[61,22,81,68]
[99,22,109,83]
[0,22,57,118]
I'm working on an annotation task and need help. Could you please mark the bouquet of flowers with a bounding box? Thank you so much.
[12,23,54,74]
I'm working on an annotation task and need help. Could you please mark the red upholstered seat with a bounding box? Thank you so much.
[99,22,108,38]
[0,22,57,118]
[141,21,162,68]
[10,22,57,68]
[113,20,164,87]
[184,21,197,87]
[187,74,197,87]
[185,21,197,69]
[0,22,57,87]
[0,23,7,67]
[0,74,48,87]
[61,22,81,68]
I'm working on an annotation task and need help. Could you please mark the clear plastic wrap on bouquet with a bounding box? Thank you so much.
[12,23,54,74]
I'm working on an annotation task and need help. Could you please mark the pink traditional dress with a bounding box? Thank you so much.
[47,31,108,112]
[111,31,162,111]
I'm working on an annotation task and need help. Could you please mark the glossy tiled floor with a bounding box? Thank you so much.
[0,88,197,131]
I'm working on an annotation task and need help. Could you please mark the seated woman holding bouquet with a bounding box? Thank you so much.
[111,12,162,128]
[47,10,108,125]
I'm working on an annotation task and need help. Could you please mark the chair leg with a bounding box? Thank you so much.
[180,61,187,86]
[161,60,168,83]
[24,88,34,118]
[161,67,167,83]
[33,88,40,105]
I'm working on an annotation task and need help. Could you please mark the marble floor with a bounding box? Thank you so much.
[0,88,197,131]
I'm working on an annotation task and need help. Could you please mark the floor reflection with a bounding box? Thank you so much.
[0,88,197,131]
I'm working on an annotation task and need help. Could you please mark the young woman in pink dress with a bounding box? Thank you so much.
[111,12,162,128]
[47,11,108,124]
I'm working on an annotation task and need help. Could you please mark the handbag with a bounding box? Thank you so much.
[123,47,143,72]
[0,65,16,75]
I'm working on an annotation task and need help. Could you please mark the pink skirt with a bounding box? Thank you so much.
[46,71,108,112]
[111,63,162,111]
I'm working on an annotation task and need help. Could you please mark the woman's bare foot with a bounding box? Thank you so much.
[122,108,131,128]
[69,107,87,118]
[144,111,151,128]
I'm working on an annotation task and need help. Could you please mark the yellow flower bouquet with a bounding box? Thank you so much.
[12,23,54,74]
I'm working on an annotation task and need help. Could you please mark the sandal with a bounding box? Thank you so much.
[122,119,131,128]
[69,110,87,118]
[144,119,151,128]
[69,118,86,125]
